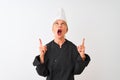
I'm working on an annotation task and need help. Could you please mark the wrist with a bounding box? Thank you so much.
[80,53,86,61]
[39,55,44,63]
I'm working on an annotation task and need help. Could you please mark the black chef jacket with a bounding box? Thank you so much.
[33,39,90,80]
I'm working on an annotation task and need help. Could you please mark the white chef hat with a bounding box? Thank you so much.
[53,8,67,24]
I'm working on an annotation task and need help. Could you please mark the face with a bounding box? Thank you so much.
[52,19,68,39]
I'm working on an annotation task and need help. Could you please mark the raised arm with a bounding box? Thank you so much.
[33,38,49,77]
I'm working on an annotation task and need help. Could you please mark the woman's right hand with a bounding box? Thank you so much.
[39,38,47,63]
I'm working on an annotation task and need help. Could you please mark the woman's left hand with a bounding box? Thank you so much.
[77,38,86,61]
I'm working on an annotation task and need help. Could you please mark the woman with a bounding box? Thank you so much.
[33,8,90,80]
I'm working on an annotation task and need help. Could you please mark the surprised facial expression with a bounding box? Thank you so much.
[52,20,68,39]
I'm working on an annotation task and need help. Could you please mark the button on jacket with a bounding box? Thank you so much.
[33,39,90,80]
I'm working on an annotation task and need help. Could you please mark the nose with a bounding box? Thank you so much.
[58,24,62,27]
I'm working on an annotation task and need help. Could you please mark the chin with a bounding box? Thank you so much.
[56,36,65,39]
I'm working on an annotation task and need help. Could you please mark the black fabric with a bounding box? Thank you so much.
[33,39,90,80]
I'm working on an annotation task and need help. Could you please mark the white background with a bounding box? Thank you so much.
[0,0,120,80]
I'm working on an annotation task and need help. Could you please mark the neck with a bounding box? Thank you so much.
[54,38,66,48]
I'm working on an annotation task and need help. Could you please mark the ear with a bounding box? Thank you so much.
[52,26,54,33]
[65,26,68,33]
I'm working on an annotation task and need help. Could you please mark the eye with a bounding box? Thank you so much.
[54,22,58,25]
[61,22,66,26]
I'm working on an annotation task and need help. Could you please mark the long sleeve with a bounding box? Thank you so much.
[33,55,49,77]
[73,54,90,74]
[72,45,91,75]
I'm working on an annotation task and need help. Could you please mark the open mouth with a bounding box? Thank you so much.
[57,29,62,35]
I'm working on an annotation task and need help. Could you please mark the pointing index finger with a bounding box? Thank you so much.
[82,38,85,46]
[39,38,42,47]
